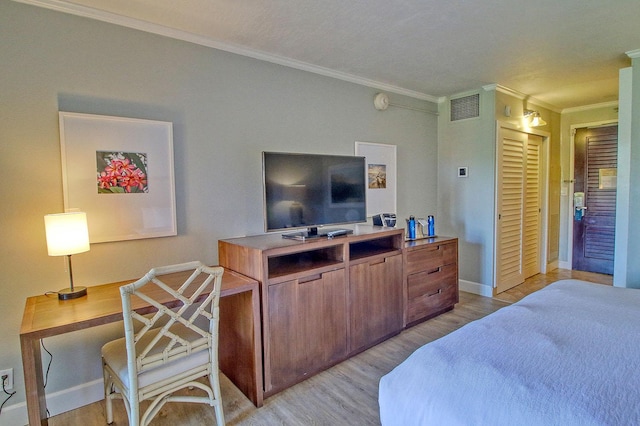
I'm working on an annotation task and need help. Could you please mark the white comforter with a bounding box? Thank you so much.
[379,280,640,425]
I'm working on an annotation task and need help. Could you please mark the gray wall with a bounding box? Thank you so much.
[615,61,640,288]
[627,59,640,287]
[0,1,437,415]
[438,87,562,295]
[437,88,497,294]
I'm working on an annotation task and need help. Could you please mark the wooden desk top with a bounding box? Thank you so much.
[20,268,257,340]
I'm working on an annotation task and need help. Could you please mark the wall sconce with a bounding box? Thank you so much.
[524,109,547,127]
[44,212,90,300]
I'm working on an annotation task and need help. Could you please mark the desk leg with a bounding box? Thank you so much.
[20,335,48,426]
[219,289,263,407]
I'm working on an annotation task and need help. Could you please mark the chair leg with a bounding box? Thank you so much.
[211,372,225,426]
[103,365,114,424]
[214,400,225,426]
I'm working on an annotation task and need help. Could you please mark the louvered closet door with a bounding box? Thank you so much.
[523,135,542,278]
[496,128,542,293]
[496,128,527,293]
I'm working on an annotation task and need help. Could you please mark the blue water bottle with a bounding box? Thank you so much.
[427,215,435,237]
[407,215,416,240]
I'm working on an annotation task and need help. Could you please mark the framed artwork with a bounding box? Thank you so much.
[355,141,397,216]
[59,112,176,243]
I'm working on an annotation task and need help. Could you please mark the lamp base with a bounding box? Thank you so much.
[58,286,87,300]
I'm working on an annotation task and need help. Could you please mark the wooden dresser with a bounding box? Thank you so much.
[403,237,459,326]
[219,228,458,399]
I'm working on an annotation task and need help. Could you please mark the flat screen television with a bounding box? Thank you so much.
[262,152,367,238]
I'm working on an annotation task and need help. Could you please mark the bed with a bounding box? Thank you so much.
[379,279,640,425]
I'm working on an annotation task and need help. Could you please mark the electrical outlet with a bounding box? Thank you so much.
[0,368,13,391]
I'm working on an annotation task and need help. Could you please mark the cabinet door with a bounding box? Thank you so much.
[266,269,347,392]
[349,253,403,354]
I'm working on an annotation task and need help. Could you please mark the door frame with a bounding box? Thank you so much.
[566,120,618,270]
[493,121,550,291]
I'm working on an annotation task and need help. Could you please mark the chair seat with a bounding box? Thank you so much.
[102,325,210,390]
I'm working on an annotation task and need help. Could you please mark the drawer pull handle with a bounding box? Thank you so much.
[428,288,442,297]
[298,274,322,284]
[370,258,386,266]
[427,267,441,275]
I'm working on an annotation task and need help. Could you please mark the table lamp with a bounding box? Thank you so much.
[44,212,90,300]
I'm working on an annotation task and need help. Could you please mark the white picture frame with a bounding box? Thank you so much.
[59,112,176,243]
[355,141,397,216]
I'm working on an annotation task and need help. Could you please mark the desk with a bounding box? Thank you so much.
[20,268,263,426]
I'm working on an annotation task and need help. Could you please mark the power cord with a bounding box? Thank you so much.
[41,339,53,417]
[0,341,55,416]
[0,374,16,415]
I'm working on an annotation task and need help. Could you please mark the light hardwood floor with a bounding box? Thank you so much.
[495,268,612,303]
[48,269,611,425]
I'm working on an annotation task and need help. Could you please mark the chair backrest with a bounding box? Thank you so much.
[119,261,224,376]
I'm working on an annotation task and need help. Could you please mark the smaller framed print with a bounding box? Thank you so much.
[355,141,396,215]
[458,166,469,178]
[59,112,176,243]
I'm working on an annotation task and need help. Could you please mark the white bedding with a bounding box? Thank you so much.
[379,279,640,425]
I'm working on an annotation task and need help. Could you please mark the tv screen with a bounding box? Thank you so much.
[263,152,366,233]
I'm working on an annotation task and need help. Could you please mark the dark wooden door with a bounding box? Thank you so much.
[572,125,618,274]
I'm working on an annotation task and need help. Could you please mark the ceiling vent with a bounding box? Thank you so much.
[450,93,480,121]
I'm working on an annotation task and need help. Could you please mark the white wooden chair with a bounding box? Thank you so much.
[101,261,225,425]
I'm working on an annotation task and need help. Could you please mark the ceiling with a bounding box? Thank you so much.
[20,0,640,110]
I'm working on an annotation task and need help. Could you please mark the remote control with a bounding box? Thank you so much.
[326,229,350,238]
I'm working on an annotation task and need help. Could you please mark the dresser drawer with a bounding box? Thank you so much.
[406,264,458,324]
[407,263,457,299]
[404,241,456,276]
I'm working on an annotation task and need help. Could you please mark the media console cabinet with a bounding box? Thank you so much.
[218,225,458,398]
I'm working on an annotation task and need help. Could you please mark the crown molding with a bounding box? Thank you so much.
[626,49,640,59]
[14,0,438,102]
[561,100,619,114]
[487,84,561,113]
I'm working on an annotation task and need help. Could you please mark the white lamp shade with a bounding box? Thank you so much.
[44,212,90,256]
[530,114,547,127]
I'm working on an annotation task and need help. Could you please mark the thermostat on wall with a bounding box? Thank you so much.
[458,167,468,178]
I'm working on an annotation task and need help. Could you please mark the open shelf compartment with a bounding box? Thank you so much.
[267,245,344,279]
[349,235,402,261]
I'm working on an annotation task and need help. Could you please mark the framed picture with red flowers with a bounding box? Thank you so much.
[59,112,176,243]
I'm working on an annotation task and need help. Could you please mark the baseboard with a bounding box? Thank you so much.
[0,378,103,426]
[558,260,571,270]
[458,279,494,297]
